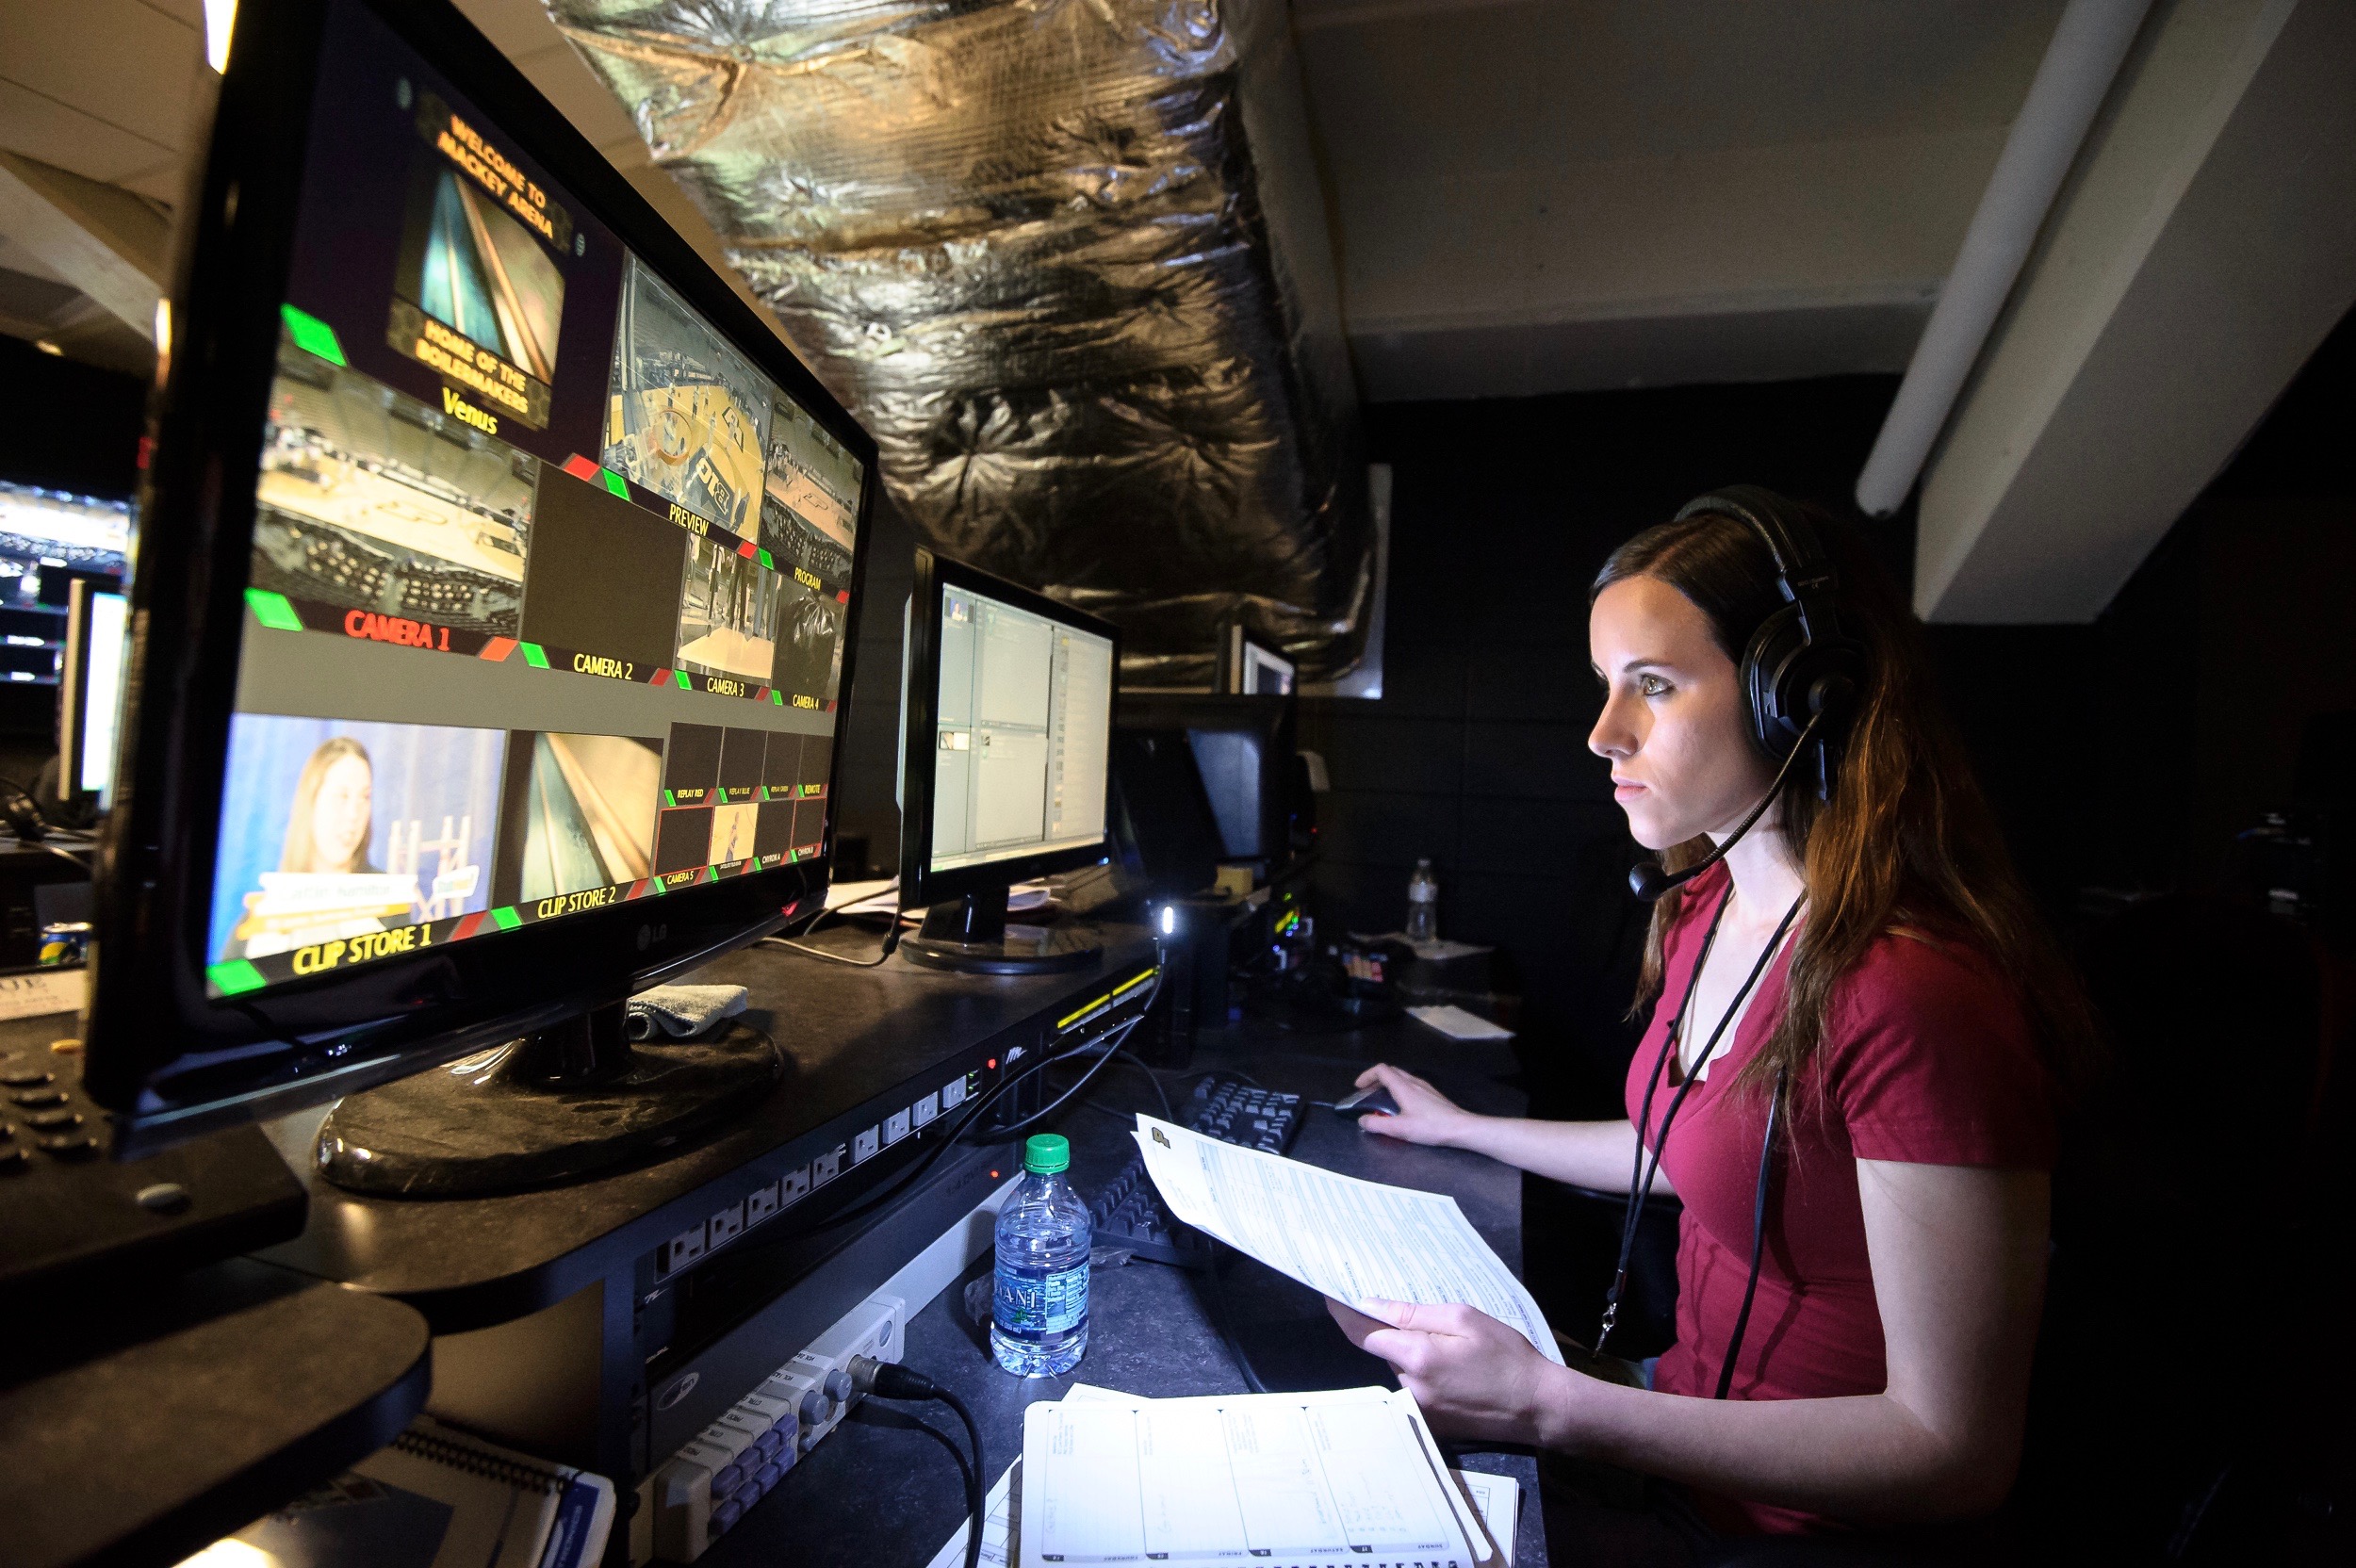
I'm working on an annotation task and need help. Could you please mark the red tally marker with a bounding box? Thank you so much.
[479,637,516,662]
[450,911,487,940]
[648,667,670,685]
[562,454,602,482]
[736,539,758,558]
[834,590,849,604]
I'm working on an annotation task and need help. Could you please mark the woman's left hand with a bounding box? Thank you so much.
[1326,1298,1564,1446]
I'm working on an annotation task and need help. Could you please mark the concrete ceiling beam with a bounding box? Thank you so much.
[1914,0,2356,624]
[0,151,167,343]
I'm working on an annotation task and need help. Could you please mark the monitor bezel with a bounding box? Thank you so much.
[898,548,1120,911]
[84,0,879,1149]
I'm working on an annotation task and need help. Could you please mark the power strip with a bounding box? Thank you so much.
[637,1175,1018,1563]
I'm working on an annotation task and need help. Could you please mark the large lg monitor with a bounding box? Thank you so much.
[897,549,1117,972]
[84,0,875,1186]
[58,578,128,810]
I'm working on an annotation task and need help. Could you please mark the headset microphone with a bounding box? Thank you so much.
[1628,710,1824,903]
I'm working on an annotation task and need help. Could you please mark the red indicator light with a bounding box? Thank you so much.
[986,1057,998,1070]
[990,1170,1001,1180]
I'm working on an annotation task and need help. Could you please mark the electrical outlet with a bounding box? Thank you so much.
[883,1108,911,1145]
[941,1074,968,1109]
[853,1125,879,1164]
[812,1148,843,1186]
[781,1164,811,1203]
[910,1090,940,1128]
[707,1199,745,1249]
[744,1180,781,1227]
[660,1222,707,1276]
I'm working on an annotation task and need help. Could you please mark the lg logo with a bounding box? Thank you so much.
[638,923,669,952]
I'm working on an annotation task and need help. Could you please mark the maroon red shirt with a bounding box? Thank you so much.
[1623,863,2056,1534]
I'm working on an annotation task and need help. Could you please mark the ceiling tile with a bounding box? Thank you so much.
[0,0,201,154]
[0,81,177,185]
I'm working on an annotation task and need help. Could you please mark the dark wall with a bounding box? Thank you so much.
[831,495,916,879]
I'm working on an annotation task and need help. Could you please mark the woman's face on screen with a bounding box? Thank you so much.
[1587,576,1774,851]
[310,753,374,873]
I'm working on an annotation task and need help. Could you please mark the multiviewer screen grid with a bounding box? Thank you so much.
[929,585,1112,874]
[195,0,867,1002]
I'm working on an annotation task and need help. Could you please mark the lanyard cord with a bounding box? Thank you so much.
[1595,890,1804,1357]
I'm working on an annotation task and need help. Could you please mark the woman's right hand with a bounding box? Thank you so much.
[1353,1063,1479,1148]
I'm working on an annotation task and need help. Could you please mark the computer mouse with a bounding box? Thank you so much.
[1332,1083,1400,1119]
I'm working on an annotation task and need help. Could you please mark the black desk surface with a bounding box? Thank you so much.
[257,925,1160,1328]
[0,1256,430,1568]
[702,1010,1549,1568]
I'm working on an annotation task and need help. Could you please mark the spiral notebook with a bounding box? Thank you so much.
[1018,1386,1499,1568]
[227,1415,614,1568]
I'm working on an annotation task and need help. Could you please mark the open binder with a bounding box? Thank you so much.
[1016,1386,1502,1568]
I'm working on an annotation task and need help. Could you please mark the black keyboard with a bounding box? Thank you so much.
[1089,1073,1302,1268]
[0,1032,309,1304]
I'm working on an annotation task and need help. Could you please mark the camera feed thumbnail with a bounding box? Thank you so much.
[604,258,771,536]
[518,463,689,677]
[389,94,573,429]
[492,731,662,906]
[654,722,817,877]
[210,715,504,964]
[676,533,784,683]
[253,335,535,636]
[762,393,860,574]
[771,572,848,703]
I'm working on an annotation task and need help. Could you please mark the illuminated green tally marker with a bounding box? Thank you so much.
[663,789,677,807]
[758,548,775,570]
[519,643,549,668]
[280,304,347,366]
[208,959,267,996]
[770,690,784,706]
[489,906,522,931]
[244,589,304,630]
[675,671,693,690]
[602,470,630,499]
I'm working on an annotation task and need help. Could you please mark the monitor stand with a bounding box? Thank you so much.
[899,886,1102,975]
[315,999,781,1198]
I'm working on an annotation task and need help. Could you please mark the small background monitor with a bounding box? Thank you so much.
[897,549,1119,972]
[58,578,127,808]
[1220,624,1294,696]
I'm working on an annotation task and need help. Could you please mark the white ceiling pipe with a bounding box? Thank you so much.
[1855,0,2154,518]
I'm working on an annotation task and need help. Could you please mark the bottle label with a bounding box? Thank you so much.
[994,1261,1088,1339]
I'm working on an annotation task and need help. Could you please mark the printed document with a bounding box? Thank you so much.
[930,1390,1521,1568]
[1131,1117,1562,1364]
[1018,1386,1491,1568]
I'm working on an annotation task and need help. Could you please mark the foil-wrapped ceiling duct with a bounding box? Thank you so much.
[548,0,1372,684]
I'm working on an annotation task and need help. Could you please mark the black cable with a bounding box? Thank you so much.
[763,922,903,967]
[1714,1069,1786,1401]
[849,1359,985,1568]
[964,1018,1147,1144]
[1597,893,1802,1355]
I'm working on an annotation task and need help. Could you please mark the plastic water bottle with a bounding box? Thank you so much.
[991,1134,1090,1376]
[1406,858,1439,944]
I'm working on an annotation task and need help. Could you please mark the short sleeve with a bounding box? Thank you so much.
[1819,932,2057,1170]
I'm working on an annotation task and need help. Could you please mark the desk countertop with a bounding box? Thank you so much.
[702,1013,1548,1568]
[257,925,1159,1328]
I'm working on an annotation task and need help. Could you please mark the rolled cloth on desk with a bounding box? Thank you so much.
[626,984,748,1041]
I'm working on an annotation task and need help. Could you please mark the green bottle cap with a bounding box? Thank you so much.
[1023,1134,1071,1174]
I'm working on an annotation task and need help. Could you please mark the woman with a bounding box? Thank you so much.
[1334,491,2093,1543]
[281,735,377,875]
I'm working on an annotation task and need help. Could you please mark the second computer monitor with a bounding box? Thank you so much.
[900,549,1117,972]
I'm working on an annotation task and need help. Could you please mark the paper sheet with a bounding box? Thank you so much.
[1131,1118,1563,1364]
[1407,1004,1514,1041]
[1018,1386,1487,1568]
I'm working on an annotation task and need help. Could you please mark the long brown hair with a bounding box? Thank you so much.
[281,736,374,875]
[1594,500,2098,1105]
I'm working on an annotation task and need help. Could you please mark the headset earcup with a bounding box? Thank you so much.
[1740,602,1808,760]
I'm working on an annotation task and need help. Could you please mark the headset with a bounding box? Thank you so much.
[1627,486,1869,903]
